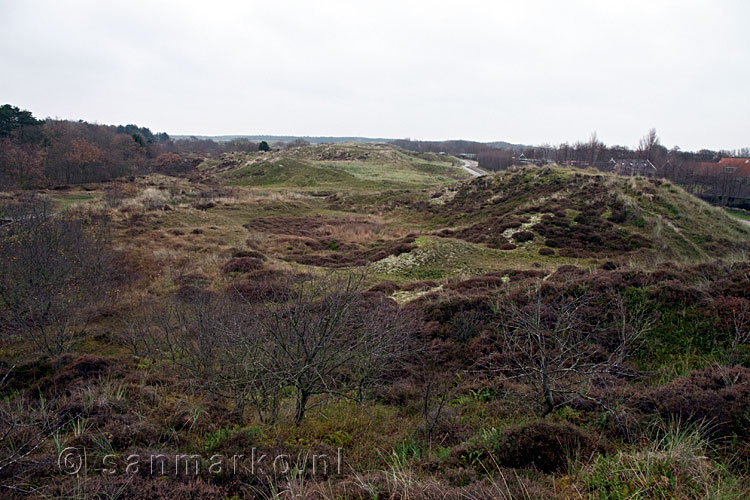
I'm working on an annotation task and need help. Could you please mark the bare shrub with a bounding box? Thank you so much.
[710,296,750,364]
[128,272,418,425]
[103,183,127,208]
[0,197,118,355]
[120,295,272,422]
[491,280,651,416]
[137,187,171,210]
[250,272,417,424]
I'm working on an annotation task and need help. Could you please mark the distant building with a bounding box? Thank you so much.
[609,158,657,177]
[695,158,750,207]
[515,153,549,166]
[717,157,750,175]
[697,158,750,177]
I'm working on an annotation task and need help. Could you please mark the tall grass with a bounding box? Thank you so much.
[583,418,746,499]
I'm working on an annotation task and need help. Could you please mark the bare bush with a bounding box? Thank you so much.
[126,272,417,424]
[0,197,117,355]
[250,272,416,424]
[120,295,273,422]
[492,281,652,416]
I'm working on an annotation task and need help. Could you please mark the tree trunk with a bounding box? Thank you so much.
[294,389,310,425]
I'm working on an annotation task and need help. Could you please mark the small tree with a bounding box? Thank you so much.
[492,281,651,416]
[0,197,117,355]
[252,272,415,424]
[122,294,276,422]
[131,272,416,424]
[258,140,270,152]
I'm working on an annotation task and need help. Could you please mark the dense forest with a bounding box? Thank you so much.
[0,105,265,189]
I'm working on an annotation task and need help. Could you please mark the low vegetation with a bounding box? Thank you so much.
[1,142,748,498]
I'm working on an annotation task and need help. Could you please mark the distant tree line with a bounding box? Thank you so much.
[0,104,281,189]
[397,130,750,208]
[391,139,501,156]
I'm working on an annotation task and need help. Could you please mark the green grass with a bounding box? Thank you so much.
[217,144,470,190]
[369,235,589,284]
[726,208,750,221]
[52,192,100,210]
[583,420,745,499]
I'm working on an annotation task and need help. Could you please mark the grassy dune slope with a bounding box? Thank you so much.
[197,143,470,189]
[420,165,749,263]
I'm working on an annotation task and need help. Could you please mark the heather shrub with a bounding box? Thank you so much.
[175,272,210,287]
[463,421,604,473]
[228,279,291,303]
[648,280,704,308]
[649,365,750,437]
[367,281,401,294]
[175,284,215,303]
[608,208,627,223]
[514,230,534,242]
[231,249,266,260]
[400,280,439,291]
[49,354,112,387]
[203,425,264,454]
[496,421,604,472]
[538,246,555,256]
[50,476,228,500]
[191,200,216,210]
[221,256,263,274]
[445,275,505,292]
[0,356,55,394]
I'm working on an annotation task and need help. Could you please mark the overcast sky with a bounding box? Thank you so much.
[1,1,748,151]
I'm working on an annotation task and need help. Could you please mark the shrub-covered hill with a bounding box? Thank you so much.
[423,165,750,260]
[194,143,471,189]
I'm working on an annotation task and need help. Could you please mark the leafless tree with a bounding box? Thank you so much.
[638,128,660,162]
[413,351,455,450]
[128,272,416,425]
[251,272,416,424]
[122,294,278,423]
[0,197,117,355]
[492,281,652,416]
[588,131,603,166]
